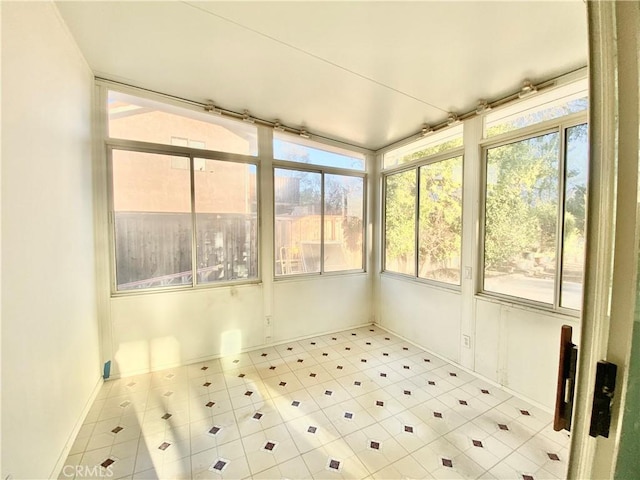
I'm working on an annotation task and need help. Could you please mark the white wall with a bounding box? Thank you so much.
[1,2,100,479]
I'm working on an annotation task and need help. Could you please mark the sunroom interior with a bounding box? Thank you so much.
[3,1,639,479]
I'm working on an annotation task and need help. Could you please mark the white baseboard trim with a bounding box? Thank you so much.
[50,374,104,479]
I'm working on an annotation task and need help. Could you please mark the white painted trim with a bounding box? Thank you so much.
[49,375,104,479]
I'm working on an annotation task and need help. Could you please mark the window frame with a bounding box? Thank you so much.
[381,147,465,290]
[106,139,261,296]
[272,159,367,279]
[478,114,588,316]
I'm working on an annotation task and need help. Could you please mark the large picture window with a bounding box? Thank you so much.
[384,155,463,285]
[482,124,588,309]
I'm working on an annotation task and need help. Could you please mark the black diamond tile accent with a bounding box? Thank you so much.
[209,426,221,435]
[329,459,340,470]
[351,333,357,336]
[403,365,410,369]
[385,337,390,340]
[520,409,531,416]
[161,413,172,420]
[344,411,353,419]
[383,352,389,356]
[354,381,361,386]
[404,425,414,433]
[404,390,411,395]
[238,373,245,378]
[101,459,115,468]
[332,337,337,340]
[158,442,171,451]
[297,359,304,363]
[292,400,300,407]
[233,359,239,364]
[547,453,560,461]
[206,401,215,408]
[201,366,209,371]
[473,440,483,448]
[244,391,253,396]
[361,358,367,363]
[433,412,443,418]
[376,400,384,407]
[308,426,317,434]
[459,400,468,406]
[481,389,490,394]
[111,426,123,434]
[449,372,457,377]
[261,353,268,357]
[370,329,374,332]
[370,441,380,450]
[366,342,372,345]
[337,365,343,370]
[522,476,535,480]
[269,366,276,370]
[253,412,263,420]
[264,441,276,451]
[498,423,509,431]
[203,382,212,387]
[310,341,316,345]
[424,358,431,362]
[287,347,293,351]
[442,458,453,468]
[428,380,436,385]
[325,390,333,396]
[322,352,328,356]
[309,373,317,377]
[212,460,227,471]
[279,381,287,387]
[380,372,387,377]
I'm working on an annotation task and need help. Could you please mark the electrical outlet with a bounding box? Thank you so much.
[462,334,471,349]
[265,316,272,339]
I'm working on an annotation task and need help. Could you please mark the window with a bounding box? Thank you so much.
[384,155,463,285]
[111,150,258,292]
[383,124,463,169]
[482,123,588,309]
[274,132,366,171]
[108,90,258,155]
[484,79,588,138]
[274,168,364,276]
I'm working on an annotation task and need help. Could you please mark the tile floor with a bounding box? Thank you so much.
[61,326,570,479]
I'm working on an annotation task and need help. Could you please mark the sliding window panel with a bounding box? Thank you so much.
[418,156,463,285]
[560,124,588,309]
[194,159,258,284]
[324,174,364,272]
[274,168,322,275]
[384,170,417,276]
[483,132,560,304]
[112,150,193,291]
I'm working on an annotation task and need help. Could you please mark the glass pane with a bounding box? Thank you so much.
[273,132,365,170]
[194,160,258,284]
[112,150,192,290]
[561,124,588,309]
[324,175,364,272]
[384,170,417,275]
[485,79,588,138]
[418,156,463,284]
[274,168,322,275]
[483,132,560,304]
[384,124,463,169]
[108,90,258,155]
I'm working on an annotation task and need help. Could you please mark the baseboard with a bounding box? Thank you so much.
[375,323,554,414]
[50,374,104,479]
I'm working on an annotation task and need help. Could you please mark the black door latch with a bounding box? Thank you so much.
[589,360,617,438]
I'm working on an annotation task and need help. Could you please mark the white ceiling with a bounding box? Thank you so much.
[55,1,588,151]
